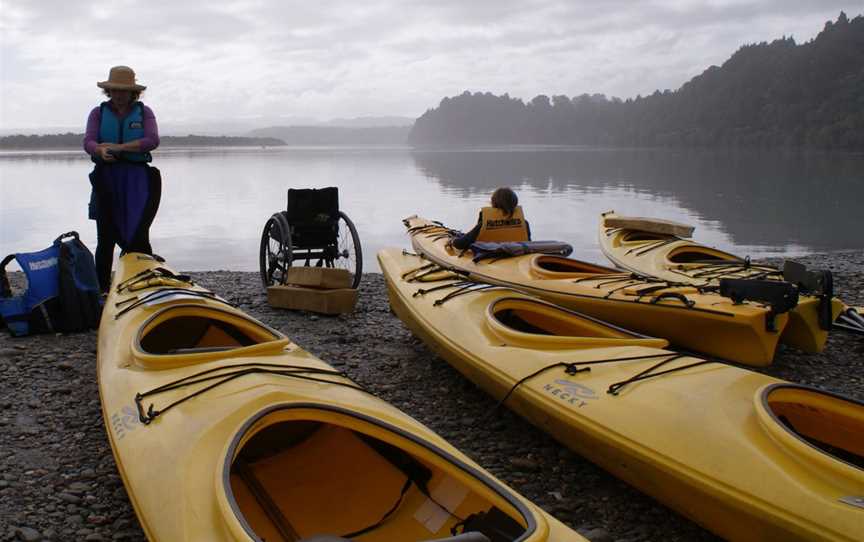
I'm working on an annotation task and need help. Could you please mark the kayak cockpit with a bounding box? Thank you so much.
[224,406,534,542]
[666,246,737,264]
[486,298,669,349]
[529,255,618,279]
[133,305,289,368]
[757,384,864,480]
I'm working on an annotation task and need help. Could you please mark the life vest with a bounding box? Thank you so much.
[476,206,529,243]
[0,232,102,336]
[96,101,152,163]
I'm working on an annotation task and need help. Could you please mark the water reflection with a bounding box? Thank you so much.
[412,147,864,250]
[1,147,861,273]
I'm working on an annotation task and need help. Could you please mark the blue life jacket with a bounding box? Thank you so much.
[0,232,102,336]
[96,101,152,163]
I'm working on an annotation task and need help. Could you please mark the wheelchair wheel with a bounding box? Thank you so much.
[259,213,292,287]
[334,211,362,288]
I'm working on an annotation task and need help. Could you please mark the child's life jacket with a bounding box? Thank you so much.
[0,232,102,336]
[476,206,530,243]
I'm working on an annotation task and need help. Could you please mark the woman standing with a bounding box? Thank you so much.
[83,66,161,292]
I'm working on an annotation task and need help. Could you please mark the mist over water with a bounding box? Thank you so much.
[1,146,862,273]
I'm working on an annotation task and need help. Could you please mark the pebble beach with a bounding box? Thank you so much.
[1,250,862,542]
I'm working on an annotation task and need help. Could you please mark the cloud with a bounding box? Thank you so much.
[1,0,859,131]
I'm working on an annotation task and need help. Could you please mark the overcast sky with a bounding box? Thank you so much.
[1,1,860,133]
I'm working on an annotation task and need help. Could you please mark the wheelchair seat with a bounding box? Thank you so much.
[286,187,340,224]
[285,187,340,249]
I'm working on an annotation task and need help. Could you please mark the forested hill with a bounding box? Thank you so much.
[409,13,864,150]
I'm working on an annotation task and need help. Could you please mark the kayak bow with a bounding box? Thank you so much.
[380,247,864,542]
[97,253,585,542]
[404,215,793,366]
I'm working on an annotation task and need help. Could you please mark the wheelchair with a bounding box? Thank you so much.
[259,187,362,289]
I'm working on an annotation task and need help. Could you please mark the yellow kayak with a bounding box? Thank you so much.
[404,216,795,366]
[379,247,864,542]
[597,211,845,353]
[97,253,585,542]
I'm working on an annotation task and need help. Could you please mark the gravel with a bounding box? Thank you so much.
[0,251,861,541]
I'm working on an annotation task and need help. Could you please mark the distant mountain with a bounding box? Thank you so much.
[410,12,864,150]
[159,116,317,136]
[161,135,285,147]
[161,116,414,136]
[318,116,415,127]
[247,125,411,144]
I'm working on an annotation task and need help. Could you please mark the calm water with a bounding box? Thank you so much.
[1,146,862,273]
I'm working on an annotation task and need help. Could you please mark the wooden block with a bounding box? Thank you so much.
[267,285,358,315]
[603,214,694,238]
[285,267,352,289]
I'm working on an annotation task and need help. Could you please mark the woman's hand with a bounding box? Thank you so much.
[96,144,117,162]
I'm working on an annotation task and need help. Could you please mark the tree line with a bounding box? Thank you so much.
[409,13,864,150]
[0,133,285,149]
[0,127,412,149]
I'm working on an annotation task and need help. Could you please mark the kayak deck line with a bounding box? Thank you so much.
[115,286,220,307]
[490,351,714,410]
[116,265,195,293]
[432,283,500,306]
[114,287,232,318]
[406,270,642,335]
[663,262,784,286]
[134,362,366,425]
[629,237,678,256]
[412,280,477,297]
[570,272,644,283]
[687,261,781,279]
[404,267,725,397]
[420,246,741,319]
[401,261,442,282]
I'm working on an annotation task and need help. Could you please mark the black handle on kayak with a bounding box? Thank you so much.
[649,292,695,308]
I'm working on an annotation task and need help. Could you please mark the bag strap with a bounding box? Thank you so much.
[53,231,80,246]
[0,254,16,298]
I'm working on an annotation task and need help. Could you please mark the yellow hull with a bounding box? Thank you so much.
[379,247,864,542]
[404,216,789,366]
[97,253,585,542]
[597,211,844,352]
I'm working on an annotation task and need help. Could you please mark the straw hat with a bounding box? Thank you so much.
[97,66,146,91]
